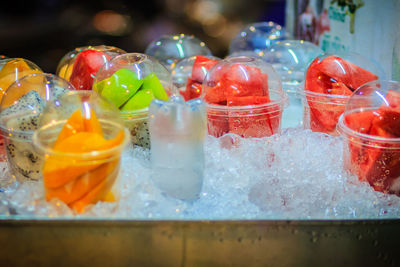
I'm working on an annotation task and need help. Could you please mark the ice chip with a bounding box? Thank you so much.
[149,96,207,201]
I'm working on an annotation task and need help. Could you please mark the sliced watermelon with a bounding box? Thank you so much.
[191,56,219,83]
[370,108,400,137]
[204,81,226,104]
[385,90,400,110]
[180,78,202,101]
[69,50,111,91]
[344,110,375,134]
[224,64,267,98]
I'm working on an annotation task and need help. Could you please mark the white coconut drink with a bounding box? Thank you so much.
[0,73,74,182]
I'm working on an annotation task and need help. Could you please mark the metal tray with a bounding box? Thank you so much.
[1,218,399,266]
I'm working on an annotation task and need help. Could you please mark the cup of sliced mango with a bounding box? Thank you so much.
[33,91,129,213]
[93,53,174,149]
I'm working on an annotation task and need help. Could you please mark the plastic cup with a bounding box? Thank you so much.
[0,73,73,181]
[302,89,349,136]
[206,89,286,138]
[337,80,400,195]
[32,91,130,213]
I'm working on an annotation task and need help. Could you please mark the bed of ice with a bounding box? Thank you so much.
[1,127,400,220]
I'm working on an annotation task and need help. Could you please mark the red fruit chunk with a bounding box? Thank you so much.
[227,96,270,106]
[370,108,400,138]
[191,56,219,83]
[180,78,202,101]
[69,50,111,90]
[224,64,267,98]
[204,81,226,104]
[316,56,378,90]
[344,110,375,134]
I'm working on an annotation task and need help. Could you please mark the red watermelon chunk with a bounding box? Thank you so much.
[224,64,268,98]
[180,78,202,101]
[69,49,111,90]
[191,56,219,83]
[370,108,400,138]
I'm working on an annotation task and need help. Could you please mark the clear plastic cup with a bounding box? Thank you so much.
[0,73,74,181]
[33,91,130,213]
[93,53,175,148]
[202,56,287,138]
[338,80,400,195]
[301,52,382,135]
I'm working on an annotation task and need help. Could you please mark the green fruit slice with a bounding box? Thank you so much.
[120,88,155,111]
[142,72,169,101]
[97,68,143,108]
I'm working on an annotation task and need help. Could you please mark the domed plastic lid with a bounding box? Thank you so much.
[263,40,323,87]
[34,90,128,156]
[229,21,286,55]
[201,56,284,105]
[0,73,74,138]
[145,34,212,69]
[171,55,220,101]
[93,53,174,116]
[338,80,400,142]
[0,58,42,100]
[57,45,126,90]
[303,52,383,97]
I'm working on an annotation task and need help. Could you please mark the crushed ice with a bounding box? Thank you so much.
[1,128,400,219]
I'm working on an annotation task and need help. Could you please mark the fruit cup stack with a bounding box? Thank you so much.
[338,81,400,196]
[302,53,380,135]
[201,56,287,138]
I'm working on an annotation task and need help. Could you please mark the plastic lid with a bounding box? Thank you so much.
[145,34,212,69]
[93,53,174,116]
[57,45,126,90]
[303,52,384,97]
[0,58,42,99]
[229,22,286,55]
[338,80,400,144]
[201,56,284,105]
[263,40,323,86]
[0,73,74,138]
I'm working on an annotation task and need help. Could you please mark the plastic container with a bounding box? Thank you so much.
[56,45,126,90]
[171,55,220,101]
[0,73,74,181]
[263,40,323,128]
[93,53,175,148]
[145,34,212,70]
[0,58,43,162]
[33,90,130,213]
[301,52,382,135]
[338,80,400,195]
[229,22,287,55]
[201,56,287,138]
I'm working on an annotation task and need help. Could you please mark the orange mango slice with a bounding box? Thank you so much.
[45,158,120,204]
[44,130,124,188]
[70,163,120,213]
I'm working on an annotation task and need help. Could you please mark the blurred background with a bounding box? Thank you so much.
[0,0,285,73]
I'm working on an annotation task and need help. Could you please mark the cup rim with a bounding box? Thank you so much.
[337,108,400,148]
[32,119,130,159]
[205,89,288,112]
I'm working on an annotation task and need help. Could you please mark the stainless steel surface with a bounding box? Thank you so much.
[0,219,399,266]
